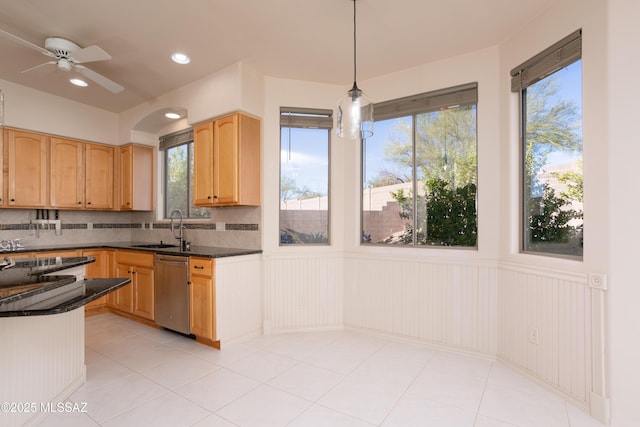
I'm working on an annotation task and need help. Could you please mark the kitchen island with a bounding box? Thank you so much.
[0,255,131,427]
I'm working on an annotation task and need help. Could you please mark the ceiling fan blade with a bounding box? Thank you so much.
[0,28,54,58]
[70,45,112,64]
[21,61,57,73]
[75,65,124,93]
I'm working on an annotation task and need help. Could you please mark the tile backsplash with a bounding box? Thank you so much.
[0,207,261,250]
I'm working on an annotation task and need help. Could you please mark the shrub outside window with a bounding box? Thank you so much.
[362,84,478,247]
[512,30,583,258]
[279,108,332,245]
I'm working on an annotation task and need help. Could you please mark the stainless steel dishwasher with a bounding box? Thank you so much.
[154,254,190,335]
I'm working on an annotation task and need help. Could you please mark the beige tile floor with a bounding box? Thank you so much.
[40,313,605,426]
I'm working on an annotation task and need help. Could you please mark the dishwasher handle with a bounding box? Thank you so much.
[154,255,188,266]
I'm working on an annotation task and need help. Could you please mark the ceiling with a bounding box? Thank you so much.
[0,0,557,114]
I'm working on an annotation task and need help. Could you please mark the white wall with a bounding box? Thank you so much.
[0,78,118,143]
[607,1,640,426]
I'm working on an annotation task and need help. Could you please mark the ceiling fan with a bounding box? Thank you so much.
[0,28,124,93]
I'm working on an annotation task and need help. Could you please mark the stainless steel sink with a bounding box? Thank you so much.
[131,243,178,249]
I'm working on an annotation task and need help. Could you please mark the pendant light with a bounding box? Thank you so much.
[337,0,373,140]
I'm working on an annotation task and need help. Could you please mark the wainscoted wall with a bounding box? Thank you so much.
[263,252,344,333]
[215,254,263,345]
[1,308,85,427]
[343,253,499,356]
[498,263,607,417]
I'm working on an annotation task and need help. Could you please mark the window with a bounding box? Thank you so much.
[362,84,478,247]
[160,129,210,219]
[512,30,583,258]
[280,108,332,245]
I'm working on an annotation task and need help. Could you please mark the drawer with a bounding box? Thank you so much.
[190,257,213,277]
[115,250,154,268]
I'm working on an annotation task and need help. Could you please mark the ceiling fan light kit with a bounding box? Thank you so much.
[69,78,88,87]
[0,28,124,93]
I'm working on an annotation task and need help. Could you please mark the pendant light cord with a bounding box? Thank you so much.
[352,0,358,87]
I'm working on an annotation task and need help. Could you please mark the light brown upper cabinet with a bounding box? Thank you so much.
[194,112,261,207]
[119,143,153,211]
[5,129,48,208]
[0,129,4,206]
[85,143,115,209]
[50,138,115,210]
[49,137,83,209]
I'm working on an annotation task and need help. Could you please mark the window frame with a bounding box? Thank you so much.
[360,83,479,249]
[511,29,583,259]
[160,128,210,220]
[279,107,333,246]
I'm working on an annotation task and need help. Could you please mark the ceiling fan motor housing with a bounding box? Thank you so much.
[44,37,80,58]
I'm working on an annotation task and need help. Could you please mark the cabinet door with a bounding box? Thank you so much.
[213,114,239,204]
[189,258,215,340]
[189,274,214,339]
[0,130,4,206]
[119,144,153,211]
[133,266,154,320]
[85,143,114,209]
[83,249,108,308]
[114,263,134,313]
[50,137,84,208]
[193,121,215,206]
[6,129,48,207]
[119,145,133,210]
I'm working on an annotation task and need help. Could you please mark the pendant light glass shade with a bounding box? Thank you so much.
[337,83,374,139]
[337,0,373,140]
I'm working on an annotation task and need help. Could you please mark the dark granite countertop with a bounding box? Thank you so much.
[0,256,130,317]
[0,278,131,317]
[4,242,262,259]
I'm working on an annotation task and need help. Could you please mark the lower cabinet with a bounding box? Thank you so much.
[133,266,154,320]
[83,249,114,311]
[110,251,154,321]
[189,257,216,342]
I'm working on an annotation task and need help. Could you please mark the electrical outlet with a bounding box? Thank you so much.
[529,326,540,345]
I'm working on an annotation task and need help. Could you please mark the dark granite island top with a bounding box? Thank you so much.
[0,256,130,317]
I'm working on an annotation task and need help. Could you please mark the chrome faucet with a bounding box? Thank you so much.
[169,209,186,249]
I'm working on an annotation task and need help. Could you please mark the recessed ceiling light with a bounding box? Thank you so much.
[171,52,190,64]
[165,112,181,119]
[69,78,88,87]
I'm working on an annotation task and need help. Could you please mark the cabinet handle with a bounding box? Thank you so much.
[10,198,15,202]
[207,196,212,200]
[87,202,91,205]
[78,201,82,205]
[194,265,204,270]
[213,195,218,199]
